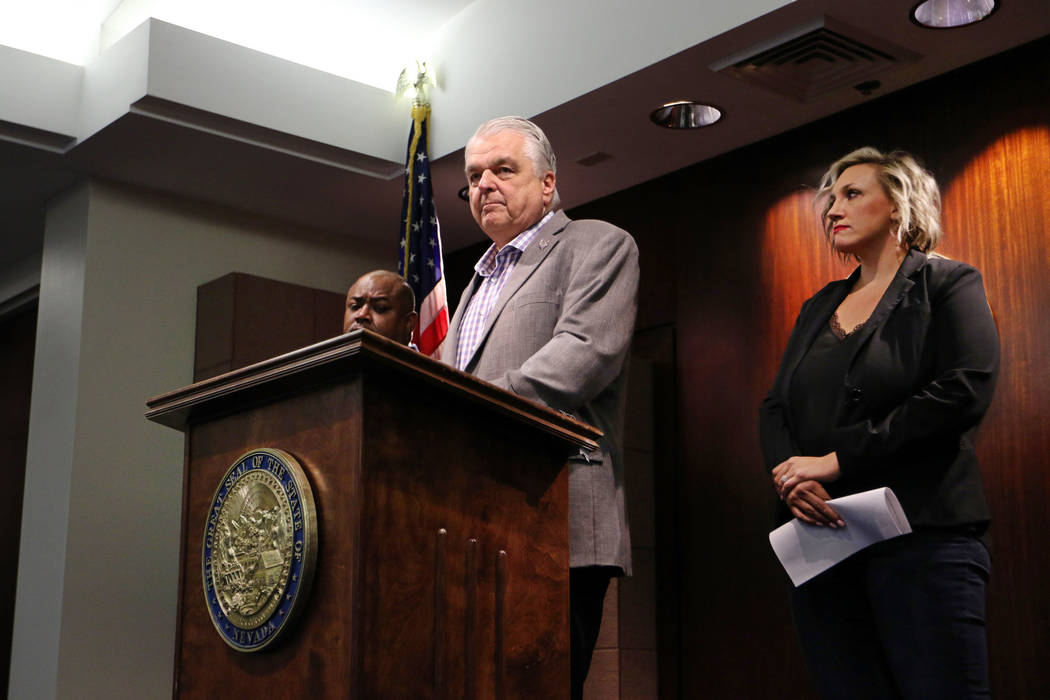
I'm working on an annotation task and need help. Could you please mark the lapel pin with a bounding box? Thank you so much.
[539,239,549,249]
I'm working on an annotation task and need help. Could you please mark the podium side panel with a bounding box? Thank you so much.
[174,378,364,699]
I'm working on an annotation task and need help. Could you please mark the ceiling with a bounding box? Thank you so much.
[2,0,1048,271]
[0,0,476,87]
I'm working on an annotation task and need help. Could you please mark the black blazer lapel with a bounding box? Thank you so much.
[845,249,926,368]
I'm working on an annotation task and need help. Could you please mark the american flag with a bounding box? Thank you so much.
[398,104,448,357]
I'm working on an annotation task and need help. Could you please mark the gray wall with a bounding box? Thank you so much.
[8,181,387,699]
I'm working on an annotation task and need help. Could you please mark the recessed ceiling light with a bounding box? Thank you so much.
[911,0,999,29]
[650,101,722,129]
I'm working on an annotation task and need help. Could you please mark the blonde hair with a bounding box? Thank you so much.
[815,147,943,253]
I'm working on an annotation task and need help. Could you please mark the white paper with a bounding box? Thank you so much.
[768,487,912,587]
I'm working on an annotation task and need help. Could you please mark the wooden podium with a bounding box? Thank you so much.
[146,330,599,699]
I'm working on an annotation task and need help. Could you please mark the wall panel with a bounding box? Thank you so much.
[573,35,1050,699]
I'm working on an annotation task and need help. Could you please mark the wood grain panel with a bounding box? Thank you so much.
[355,373,571,699]
[174,381,365,698]
[937,126,1050,698]
[567,35,1050,700]
[194,272,345,381]
[759,190,853,371]
[159,339,579,698]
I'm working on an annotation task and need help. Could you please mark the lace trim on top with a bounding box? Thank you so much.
[830,312,865,340]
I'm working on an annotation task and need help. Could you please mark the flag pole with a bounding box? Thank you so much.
[397,63,449,358]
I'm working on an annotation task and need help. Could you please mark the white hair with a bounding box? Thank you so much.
[467,116,562,210]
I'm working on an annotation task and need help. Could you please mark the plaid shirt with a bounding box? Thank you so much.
[454,211,554,370]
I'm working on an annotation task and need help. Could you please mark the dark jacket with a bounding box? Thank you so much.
[759,249,1000,530]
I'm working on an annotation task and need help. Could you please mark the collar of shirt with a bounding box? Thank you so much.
[473,210,555,277]
[455,210,556,371]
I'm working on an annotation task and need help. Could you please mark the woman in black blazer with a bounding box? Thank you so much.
[760,147,999,699]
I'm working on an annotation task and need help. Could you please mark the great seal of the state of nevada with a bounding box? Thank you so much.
[202,448,318,652]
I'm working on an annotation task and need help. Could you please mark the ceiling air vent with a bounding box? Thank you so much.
[711,17,920,102]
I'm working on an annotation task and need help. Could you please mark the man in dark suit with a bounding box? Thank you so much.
[444,116,639,698]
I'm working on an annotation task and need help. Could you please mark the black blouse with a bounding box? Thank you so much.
[788,319,864,458]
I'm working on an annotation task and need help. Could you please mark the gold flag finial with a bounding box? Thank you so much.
[396,60,437,107]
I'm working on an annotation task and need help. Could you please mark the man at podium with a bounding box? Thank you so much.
[446,115,640,699]
[343,269,418,346]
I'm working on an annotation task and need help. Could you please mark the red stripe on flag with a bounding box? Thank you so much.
[417,306,449,357]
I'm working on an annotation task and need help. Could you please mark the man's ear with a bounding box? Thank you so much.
[542,171,556,205]
[402,311,419,345]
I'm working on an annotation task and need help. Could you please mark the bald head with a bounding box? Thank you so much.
[343,270,417,345]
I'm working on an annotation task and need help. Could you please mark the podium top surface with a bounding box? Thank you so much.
[145,329,601,450]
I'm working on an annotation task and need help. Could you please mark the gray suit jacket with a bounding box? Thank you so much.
[445,210,639,573]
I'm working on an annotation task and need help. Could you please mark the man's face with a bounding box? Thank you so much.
[464,130,556,247]
[343,272,416,345]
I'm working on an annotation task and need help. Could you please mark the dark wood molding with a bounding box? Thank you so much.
[148,328,601,451]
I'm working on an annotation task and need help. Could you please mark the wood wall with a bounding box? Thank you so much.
[563,35,1050,699]
[194,272,345,381]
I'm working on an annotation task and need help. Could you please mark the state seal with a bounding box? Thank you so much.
[202,448,318,652]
